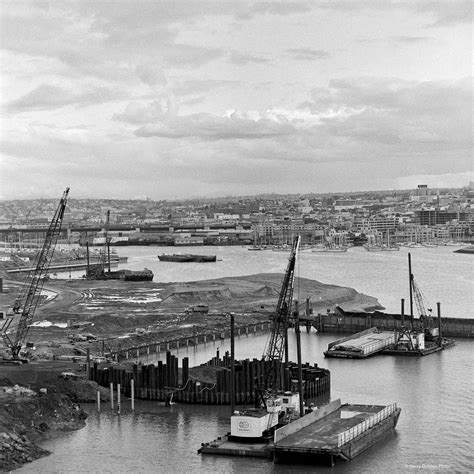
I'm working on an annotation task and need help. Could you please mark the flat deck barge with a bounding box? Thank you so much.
[324,328,395,358]
[199,399,401,465]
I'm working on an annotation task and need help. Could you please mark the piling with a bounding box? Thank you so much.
[294,308,304,417]
[408,253,414,329]
[131,379,135,410]
[110,383,114,409]
[97,390,100,412]
[401,299,405,327]
[230,313,235,414]
[117,383,121,414]
[437,302,442,347]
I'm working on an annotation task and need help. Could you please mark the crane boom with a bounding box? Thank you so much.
[408,252,433,332]
[263,235,300,389]
[1,187,70,359]
[99,210,110,274]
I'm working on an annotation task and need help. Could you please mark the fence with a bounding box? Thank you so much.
[337,403,398,446]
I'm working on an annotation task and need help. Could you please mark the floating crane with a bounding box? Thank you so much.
[86,210,110,279]
[259,235,300,404]
[1,188,70,360]
[408,252,435,338]
[264,235,300,366]
[230,236,302,439]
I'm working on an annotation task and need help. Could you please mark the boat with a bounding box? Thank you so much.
[453,246,474,254]
[158,253,217,262]
[326,245,348,252]
[86,266,154,281]
[120,268,154,281]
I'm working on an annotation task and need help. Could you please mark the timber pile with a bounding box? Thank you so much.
[89,352,331,405]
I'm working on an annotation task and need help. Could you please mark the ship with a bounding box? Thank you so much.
[86,265,153,281]
[158,253,217,262]
[454,245,474,254]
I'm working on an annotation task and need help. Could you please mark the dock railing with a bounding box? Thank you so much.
[337,403,397,447]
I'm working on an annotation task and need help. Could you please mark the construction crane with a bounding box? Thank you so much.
[408,253,434,336]
[1,187,70,360]
[86,210,110,279]
[98,209,111,275]
[259,234,300,404]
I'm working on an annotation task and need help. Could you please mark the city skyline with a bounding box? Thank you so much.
[1,1,472,200]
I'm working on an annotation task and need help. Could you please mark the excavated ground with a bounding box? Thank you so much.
[0,272,382,360]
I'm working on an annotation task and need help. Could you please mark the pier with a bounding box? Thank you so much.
[300,307,474,338]
[106,321,273,361]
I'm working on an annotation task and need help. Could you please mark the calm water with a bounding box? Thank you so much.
[27,245,473,473]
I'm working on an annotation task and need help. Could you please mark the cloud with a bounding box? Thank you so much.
[135,64,167,87]
[113,101,168,125]
[161,44,226,67]
[229,51,269,65]
[7,84,124,112]
[134,112,295,140]
[171,79,241,96]
[389,36,435,44]
[418,1,473,27]
[287,48,330,60]
[312,77,472,147]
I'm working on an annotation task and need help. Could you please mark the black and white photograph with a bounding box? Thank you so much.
[0,1,472,472]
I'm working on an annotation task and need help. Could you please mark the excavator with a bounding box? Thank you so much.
[1,188,70,360]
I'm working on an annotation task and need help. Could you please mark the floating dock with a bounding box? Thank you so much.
[324,328,395,358]
[199,399,401,466]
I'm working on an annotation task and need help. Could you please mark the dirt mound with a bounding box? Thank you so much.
[253,285,278,296]
[0,383,87,471]
[164,287,232,304]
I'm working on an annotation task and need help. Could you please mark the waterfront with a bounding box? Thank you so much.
[19,332,473,473]
[35,245,474,473]
[59,244,473,317]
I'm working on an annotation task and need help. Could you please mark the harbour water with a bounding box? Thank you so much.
[26,245,473,473]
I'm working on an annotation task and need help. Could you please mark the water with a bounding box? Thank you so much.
[25,245,473,473]
[59,244,473,317]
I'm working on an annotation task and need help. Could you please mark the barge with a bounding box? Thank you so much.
[324,328,395,358]
[158,253,217,262]
[199,399,401,466]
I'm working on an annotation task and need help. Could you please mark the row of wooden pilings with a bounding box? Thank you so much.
[89,350,331,405]
[109,321,273,361]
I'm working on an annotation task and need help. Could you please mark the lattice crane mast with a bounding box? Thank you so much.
[99,209,111,275]
[1,187,70,359]
[262,235,300,390]
[408,252,433,332]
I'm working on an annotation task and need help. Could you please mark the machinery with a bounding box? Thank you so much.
[1,187,70,360]
[262,234,300,391]
[86,210,110,279]
[394,252,438,351]
[408,252,438,340]
[231,235,301,439]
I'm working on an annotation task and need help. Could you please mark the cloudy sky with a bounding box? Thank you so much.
[1,1,472,200]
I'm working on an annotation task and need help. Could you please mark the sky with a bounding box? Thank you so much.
[0,1,472,200]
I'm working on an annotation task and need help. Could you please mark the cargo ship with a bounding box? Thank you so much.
[158,254,216,262]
